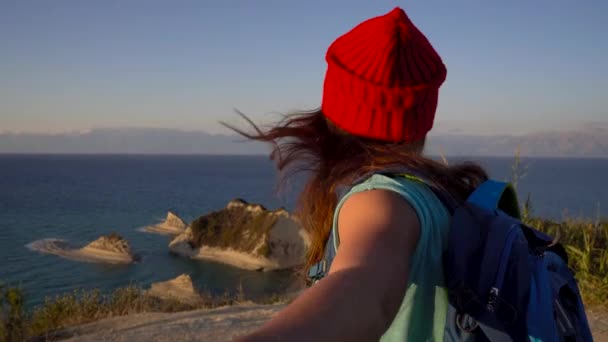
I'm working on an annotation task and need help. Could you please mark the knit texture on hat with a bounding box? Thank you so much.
[321,7,447,142]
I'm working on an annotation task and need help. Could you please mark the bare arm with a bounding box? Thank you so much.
[235,190,421,342]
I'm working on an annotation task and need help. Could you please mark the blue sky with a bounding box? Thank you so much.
[0,0,606,135]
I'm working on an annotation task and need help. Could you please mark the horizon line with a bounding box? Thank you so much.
[1,152,606,160]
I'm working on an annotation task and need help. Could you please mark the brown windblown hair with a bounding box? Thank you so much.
[223,109,488,270]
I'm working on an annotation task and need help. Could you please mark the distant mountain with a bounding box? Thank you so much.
[0,126,606,157]
[426,126,608,157]
[0,128,267,154]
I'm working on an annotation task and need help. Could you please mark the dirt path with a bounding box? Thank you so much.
[62,303,285,342]
[588,307,608,341]
[61,303,607,341]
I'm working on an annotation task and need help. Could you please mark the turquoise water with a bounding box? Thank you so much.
[1,155,606,307]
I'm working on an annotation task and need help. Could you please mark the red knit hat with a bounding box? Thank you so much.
[321,7,447,142]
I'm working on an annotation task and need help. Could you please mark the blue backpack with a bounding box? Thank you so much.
[308,175,593,342]
[440,179,592,342]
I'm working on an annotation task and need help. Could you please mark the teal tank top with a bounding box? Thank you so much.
[330,173,451,341]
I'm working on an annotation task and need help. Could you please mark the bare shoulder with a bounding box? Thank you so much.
[332,189,421,272]
[339,189,420,234]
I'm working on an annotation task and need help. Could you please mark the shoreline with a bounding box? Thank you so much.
[191,246,302,272]
[140,224,185,236]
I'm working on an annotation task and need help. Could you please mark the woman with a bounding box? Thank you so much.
[230,7,487,342]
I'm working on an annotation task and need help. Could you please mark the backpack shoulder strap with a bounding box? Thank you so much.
[467,180,521,219]
[387,171,458,214]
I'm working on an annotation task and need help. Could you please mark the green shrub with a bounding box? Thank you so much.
[526,218,608,306]
[0,284,27,342]
[505,147,608,306]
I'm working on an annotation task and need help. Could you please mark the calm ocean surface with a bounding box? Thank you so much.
[1,155,606,307]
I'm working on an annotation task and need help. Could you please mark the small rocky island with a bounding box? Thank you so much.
[143,211,188,235]
[27,233,138,264]
[146,274,206,305]
[169,199,310,271]
[79,233,139,263]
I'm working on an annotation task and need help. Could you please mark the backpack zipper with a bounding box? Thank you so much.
[487,223,520,312]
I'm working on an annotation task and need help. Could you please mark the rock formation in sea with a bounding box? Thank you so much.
[78,233,138,263]
[169,199,310,271]
[27,233,138,264]
[143,211,188,235]
[146,274,206,305]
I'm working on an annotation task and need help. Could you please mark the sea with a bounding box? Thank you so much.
[1,154,606,308]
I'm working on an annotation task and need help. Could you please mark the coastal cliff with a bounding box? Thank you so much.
[169,199,309,271]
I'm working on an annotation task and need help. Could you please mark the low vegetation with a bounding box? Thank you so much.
[0,281,288,342]
[508,147,607,305]
[527,218,608,306]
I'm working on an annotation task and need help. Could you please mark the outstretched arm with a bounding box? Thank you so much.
[235,189,421,342]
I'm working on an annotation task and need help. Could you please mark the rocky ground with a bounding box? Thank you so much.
[62,303,285,342]
[588,307,608,341]
[59,303,608,341]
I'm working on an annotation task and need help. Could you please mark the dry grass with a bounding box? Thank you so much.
[509,147,607,306]
[0,283,250,342]
[526,218,608,306]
